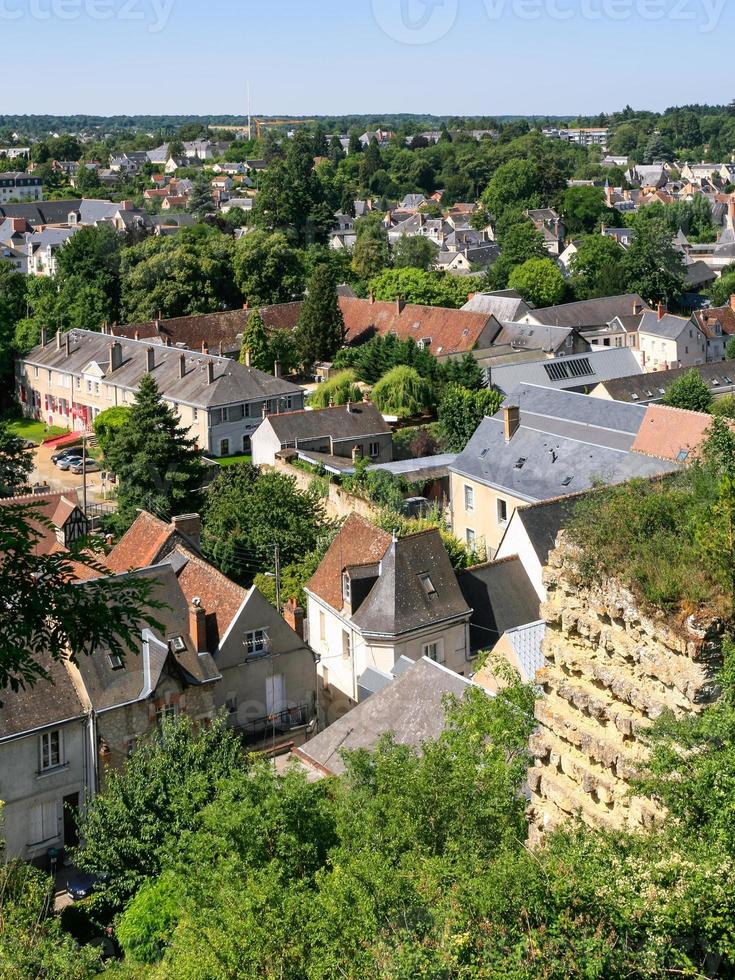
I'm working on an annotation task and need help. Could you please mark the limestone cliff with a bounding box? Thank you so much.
[527,533,725,845]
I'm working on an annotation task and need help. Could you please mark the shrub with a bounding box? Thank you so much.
[308,370,362,408]
[371,365,434,418]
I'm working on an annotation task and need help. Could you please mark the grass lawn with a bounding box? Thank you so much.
[7,418,70,444]
[214,454,253,467]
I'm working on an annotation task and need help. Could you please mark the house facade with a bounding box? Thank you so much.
[0,172,42,203]
[15,328,304,457]
[637,308,706,372]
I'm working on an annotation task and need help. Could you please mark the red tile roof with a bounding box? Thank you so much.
[338,297,496,356]
[173,548,247,650]
[694,304,735,339]
[105,512,175,573]
[0,491,82,557]
[305,513,391,612]
[631,404,715,461]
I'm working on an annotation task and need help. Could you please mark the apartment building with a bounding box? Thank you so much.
[0,171,42,203]
[15,328,304,457]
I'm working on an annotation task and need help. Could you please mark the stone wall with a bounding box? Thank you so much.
[271,457,380,522]
[527,533,725,845]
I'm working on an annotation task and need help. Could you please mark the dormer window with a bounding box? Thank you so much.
[420,573,437,598]
[108,652,124,670]
[169,635,186,653]
[342,572,351,602]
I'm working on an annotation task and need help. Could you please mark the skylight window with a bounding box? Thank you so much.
[108,652,124,671]
[479,448,490,459]
[515,457,527,470]
[561,476,573,487]
[170,635,186,653]
[420,573,437,598]
[677,450,690,462]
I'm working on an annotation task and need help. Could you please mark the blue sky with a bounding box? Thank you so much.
[4,0,733,116]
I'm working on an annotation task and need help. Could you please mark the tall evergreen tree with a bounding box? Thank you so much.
[187,172,214,220]
[295,264,345,368]
[104,373,203,532]
[239,308,272,372]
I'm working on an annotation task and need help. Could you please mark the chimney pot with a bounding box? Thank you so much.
[179,353,186,378]
[503,404,520,443]
[273,360,281,379]
[206,360,214,384]
[189,600,207,653]
[283,596,304,640]
[146,346,155,372]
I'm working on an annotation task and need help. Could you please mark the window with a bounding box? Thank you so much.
[464,485,474,512]
[420,573,437,598]
[423,640,444,664]
[319,610,326,642]
[245,629,269,658]
[155,703,178,727]
[192,408,198,421]
[108,652,124,670]
[342,629,351,660]
[225,695,237,714]
[33,365,39,377]
[87,380,92,392]
[466,528,476,549]
[220,438,230,456]
[497,498,508,525]
[170,635,186,653]
[28,801,58,845]
[242,434,251,453]
[369,441,380,458]
[39,730,62,771]
[342,572,351,602]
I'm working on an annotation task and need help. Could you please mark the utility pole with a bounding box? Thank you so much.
[82,431,88,516]
[247,81,252,142]
[274,543,281,614]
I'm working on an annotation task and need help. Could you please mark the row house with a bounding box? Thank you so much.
[0,171,43,203]
[15,328,304,457]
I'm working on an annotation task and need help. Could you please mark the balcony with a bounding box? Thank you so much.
[238,703,311,745]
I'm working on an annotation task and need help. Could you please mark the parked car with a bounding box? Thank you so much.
[66,871,100,901]
[52,447,83,464]
[69,459,100,474]
[56,455,84,471]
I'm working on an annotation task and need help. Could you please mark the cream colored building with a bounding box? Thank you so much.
[637,309,705,372]
[15,327,304,457]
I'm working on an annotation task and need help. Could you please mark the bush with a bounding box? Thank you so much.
[308,370,362,408]
[371,365,434,418]
[116,872,185,964]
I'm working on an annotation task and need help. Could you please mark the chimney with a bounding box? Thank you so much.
[172,513,201,549]
[244,349,252,368]
[206,360,214,384]
[503,404,520,443]
[218,341,223,356]
[108,341,122,373]
[368,290,375,305]
[40,326,47,347]
[396,294,405,314]
[262,402,268,419]
[179,353,186,378]
[201,341,209,354]
[346,401,353,414]
[657,302,667,321]
[273,360,281,379]
[189,598,207,654]
[134,330,140,341]
[56,329,62,351]
[633,301,642,315]
[283,597,304,640]
[146,346,155,372]
[154,319,162,333]
[65,332,71,357]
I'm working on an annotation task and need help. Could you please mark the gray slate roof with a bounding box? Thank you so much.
[0,654,85,741]
[638,310,691,340]
[461,291,530,322]
[23,329,302,410]
[350,530,471,637]
[487,348,642,394]
[450,384,679,501]
[294,657,475,775]
[526,293,647,328]
[494,320,574,353]
[266,402,389,443]
[596,360,735,403]
[458,557,540,652]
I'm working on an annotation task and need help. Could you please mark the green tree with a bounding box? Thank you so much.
[54,223,122,320]
[508,256,566,307]
[569,234,627,299]
[439,383,503,451]
[201,464,328,582]
[371,365,434,418]
[392,234,438,271]
[0,264,26,378]
[77,714,244,910]
[187,171,214,219]
[711,271,735,308]
[308,370,362,408]
[239,308,272,372]
[662,368,713,413]
[0,421,33,497]
[368,268,470,308]
[232,229,304,306]
[623,216,686,305]
[295,263,345,367]
[727,336,735,361]
[351,221,390,281]
[91,405,131,456]
[103,373,203,532]
[482,159,541,218]
[561,185,614,235]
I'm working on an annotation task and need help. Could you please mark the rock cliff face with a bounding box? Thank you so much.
[527,533,725,846]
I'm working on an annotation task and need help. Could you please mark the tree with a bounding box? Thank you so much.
[351,221,390,281]
[569,234,627,299]
[187,171,214,219]
[711,271,735,308]
[439,384,503,451]
[482,159,541,218]
[201,464,328,582]
[54,223,122,321]
[0,501,160,689]
[91,405,131,456]
[371,365,434,418]
[295,263,345,367]
[76,714,245,910]
[661,368,713,413]
[623,216,685,306]
[0,264,26,378]
[232,230,304,306]
[727,336,735,361]
[239,308,272,372]
[392,234,438,271]
[368,268,470,308]
[0,421,33,497]
[308,370,362,408]
[561,185,614,236]
[103,373,203,533]
[712,394,735,419]
[508,256,566,308]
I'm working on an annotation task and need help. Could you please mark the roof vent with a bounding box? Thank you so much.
[514,457,527,470]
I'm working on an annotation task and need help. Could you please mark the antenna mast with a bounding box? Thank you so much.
[247,81,252,142]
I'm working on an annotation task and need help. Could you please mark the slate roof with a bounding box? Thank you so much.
[0,653,85,740]
[73,565,220,713]
[510,495,583,569]
[526,294,648,328]
[0,199,83,225]
[306,514,392,612]
[597,360,735,403]
[350,531,471,637]
[114,302,303,355]
[487,348,642,394]
[265,402,390,444]
[23,329,302,409]
[339,297,496,356]
[293,657,475,776]
[450,384,679,501]
[493,320,575,353]
[638,310,690,340]
[458,557,540,652]
[461,291,531,322]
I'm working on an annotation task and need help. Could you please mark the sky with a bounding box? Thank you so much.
[3,0,734,116]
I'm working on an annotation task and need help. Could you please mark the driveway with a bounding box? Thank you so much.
[30,444,113,506]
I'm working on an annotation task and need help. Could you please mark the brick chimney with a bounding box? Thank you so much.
[396,294,405,314]
[108,341,122,373]
[504,404,520,443]
[179,353,186,378]
[172,513,201,549]
[283,597,304,640]
[146,346,155,372]
[189,598,207,653]
[201,341,209,354]
[206,360,214,384]
[657,302,667,321]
